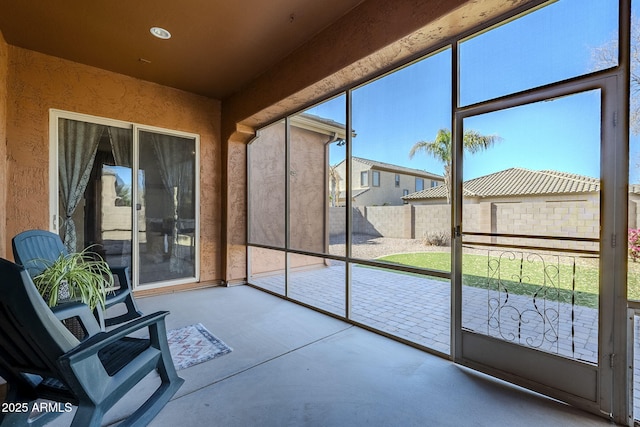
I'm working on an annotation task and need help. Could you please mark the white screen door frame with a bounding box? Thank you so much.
[451,73,627,419]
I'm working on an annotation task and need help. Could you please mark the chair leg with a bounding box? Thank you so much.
[117,321,184,427]
[70,404,102,427]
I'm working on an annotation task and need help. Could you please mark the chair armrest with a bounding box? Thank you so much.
[51,302,103,336]
[108,266,132,291]
[62,311,170,363]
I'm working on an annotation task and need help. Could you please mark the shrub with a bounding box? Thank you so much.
[423,231,450,247]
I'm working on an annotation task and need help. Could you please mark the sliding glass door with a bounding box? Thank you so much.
[136,127,198,285]
[52,111,199,288]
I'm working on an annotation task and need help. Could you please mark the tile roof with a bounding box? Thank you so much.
[403,168,600,200]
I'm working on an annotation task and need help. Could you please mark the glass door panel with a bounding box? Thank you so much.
[137,129,197,285]
[100,164,133,272]
[57,118,133,273]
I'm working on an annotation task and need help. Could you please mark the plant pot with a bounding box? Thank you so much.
[57,280,71,302]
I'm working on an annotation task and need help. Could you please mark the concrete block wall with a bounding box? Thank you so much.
[363,205,409,238]
[329,199,604,253]
[492,200,599,251]
[414,205,450,239]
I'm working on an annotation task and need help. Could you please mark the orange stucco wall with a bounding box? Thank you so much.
[5,46,222,284]
[0,31,7,259]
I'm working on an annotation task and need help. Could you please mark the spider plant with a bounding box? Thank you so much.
[33,246,113,311]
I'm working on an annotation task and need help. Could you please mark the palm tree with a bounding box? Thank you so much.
[409,128,501,203]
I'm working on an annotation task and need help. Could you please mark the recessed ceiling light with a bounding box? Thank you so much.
[150,27,171,40]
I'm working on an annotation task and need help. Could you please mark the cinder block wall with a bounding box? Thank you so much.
[329,199,605,253]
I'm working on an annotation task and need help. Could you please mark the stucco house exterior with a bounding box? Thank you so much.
[332,157,442,206]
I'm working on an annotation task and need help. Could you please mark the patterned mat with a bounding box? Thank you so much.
[167,323,232,370]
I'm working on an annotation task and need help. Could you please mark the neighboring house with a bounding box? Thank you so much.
[332,157,443,207]
[403,168,600,205]
[249,112,346,274]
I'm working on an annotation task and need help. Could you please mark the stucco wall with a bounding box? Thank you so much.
[289,127,328,253]
[247,122,286,248]
[0,32,8,259]
[247,121,329,277]
[5,46,222,284]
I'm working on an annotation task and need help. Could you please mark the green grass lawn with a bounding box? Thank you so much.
[377,252,601,308]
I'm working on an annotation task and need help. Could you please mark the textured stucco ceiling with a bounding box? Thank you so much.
[0,0,365,99]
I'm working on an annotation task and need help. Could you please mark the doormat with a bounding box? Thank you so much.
[167,323,232,370]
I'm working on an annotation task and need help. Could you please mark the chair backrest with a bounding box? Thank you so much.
[12,229,69,277]
[0,258,79,386]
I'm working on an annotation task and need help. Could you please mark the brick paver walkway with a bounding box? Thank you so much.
[251,262,599,362]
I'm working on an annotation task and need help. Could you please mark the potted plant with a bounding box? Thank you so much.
[33,246,113,311]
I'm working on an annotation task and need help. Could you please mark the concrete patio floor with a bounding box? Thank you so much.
[47,284,613,426]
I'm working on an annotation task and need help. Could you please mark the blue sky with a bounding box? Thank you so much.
[307,0,632,182]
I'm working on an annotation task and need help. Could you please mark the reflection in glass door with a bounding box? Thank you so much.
[57,118,134,274]
[137,129,198,286]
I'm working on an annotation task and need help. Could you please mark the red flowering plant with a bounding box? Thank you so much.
[629,228,640,262]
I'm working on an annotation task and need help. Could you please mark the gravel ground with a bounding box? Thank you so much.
[328,233,600,268]
[329,233,447,259]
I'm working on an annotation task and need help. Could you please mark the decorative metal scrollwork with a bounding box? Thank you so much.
[485,250,569,354]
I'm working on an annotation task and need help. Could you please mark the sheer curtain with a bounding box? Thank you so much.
[151,133,194,273]
[108,126,132,167]
[58,119,105,252]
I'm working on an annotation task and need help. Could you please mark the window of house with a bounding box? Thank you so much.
[415,178,424,192]
[431,180,439,188]
[372,171,380,187]
[395,174,400,187]
[360,171,369,187]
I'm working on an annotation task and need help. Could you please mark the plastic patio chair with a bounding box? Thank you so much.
[0,258,184,427]
[12,229,142,327]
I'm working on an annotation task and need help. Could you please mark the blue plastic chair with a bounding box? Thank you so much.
[12,229,142,327]
[0,258,184,427]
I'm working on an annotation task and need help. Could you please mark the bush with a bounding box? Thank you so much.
[630,228,640,262]
[423,231,450,247]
